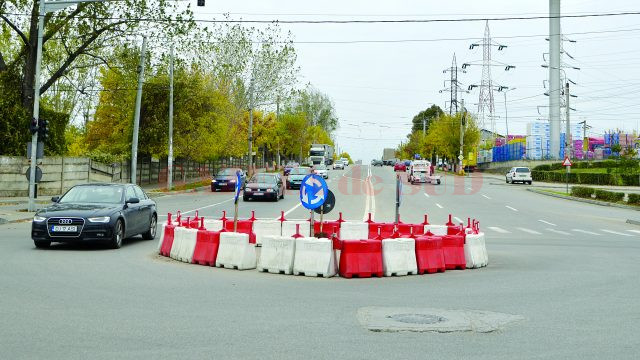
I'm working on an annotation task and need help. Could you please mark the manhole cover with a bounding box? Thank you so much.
[358,307,524,333]
[387,314,446,325]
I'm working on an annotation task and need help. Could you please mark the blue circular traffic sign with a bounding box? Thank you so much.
[299,174,328,210]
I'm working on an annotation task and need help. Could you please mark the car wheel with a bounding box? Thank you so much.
[34,240,51,249]
[528,181,532,185]
[110,219,124,249]
[243,196,250,201]
[279,189,284,199]
[437,180,441,185]
[142,214,157,240]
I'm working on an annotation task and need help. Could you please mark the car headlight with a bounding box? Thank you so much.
[266,188,274,192]
[245,188,252,192]
[33,215,46,223]
[230,180,236,183]
[88,216,110,223]
[212,179,216,183]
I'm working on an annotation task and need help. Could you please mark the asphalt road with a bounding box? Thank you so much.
[1,165,639,359]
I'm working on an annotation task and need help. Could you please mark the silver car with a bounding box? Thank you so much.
[506,167,532,185]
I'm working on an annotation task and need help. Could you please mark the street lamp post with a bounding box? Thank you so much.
[501,87,516,141]
[28,0,107,212]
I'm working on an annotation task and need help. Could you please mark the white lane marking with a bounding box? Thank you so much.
[627,229,640,235]
[278,203,303,219]
[572,229,600,236]
[488,226,510,233]
[601,229,633,237]
[482,194,491,200]
[423,192,430,198]
[546,228,571,235]
[505,205,518,212]
[467,187,472,191]
[539,219,557,226]
[454,216,464,224]
[517,227,542,235]
[362,166,372,222]
[181,197,234,215]
[435,203,443,209]
[366,166,376,222]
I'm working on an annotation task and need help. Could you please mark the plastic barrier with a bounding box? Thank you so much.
[293,237,337,277]
[382,238,418,276]
[257,235,296,274]
[192,219,221,266]
[282,220,310,237]
[414,235,446,274]
[340,221,369,240]
[339,240,384,278]
[424,224,448,236]
[313,221,341,237]
[157,213,174,255]
[253,219,283,245]
[203,219,224,231]
[215,232,257,270]
[177,224,199,263]
[396,223,424,238]
[169,218,189,260]
[224,219,256,243]
[465,232,488,268]
[442,234,466,270]
[368,222,395,240]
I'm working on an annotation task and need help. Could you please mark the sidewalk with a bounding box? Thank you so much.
[471,172,640,194]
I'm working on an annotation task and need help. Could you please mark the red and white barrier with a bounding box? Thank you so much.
[257,235,296,274]
[382,238,418,276]
[293,237,337,277]
[253,219,283,245]
[339,239,384,278]
[282,220,310,238]
[215,232,257,270]
[340,221,369,240]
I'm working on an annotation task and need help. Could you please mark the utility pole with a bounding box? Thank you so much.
[565,82,571,160]
[459,99,465,175]
[549,0,562,159]
[131,36,147,184]
[167,43,174,190]
[247,79,254,176]
[276,96,280,168]
[578,120,588,160]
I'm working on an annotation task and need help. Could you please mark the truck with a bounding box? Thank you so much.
[309,144,334,166]
[408,160,441,185]
[382,148,396,164]
[462,149,478,172]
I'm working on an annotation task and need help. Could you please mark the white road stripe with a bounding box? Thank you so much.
[181,197,234,215]
[627,229,640,235]
[601,229,633,237]
[279,203,303,218]
[539,219,557,226]
[435,203,443,209]
[454,216,464,224]
[517,227,542,235]
[482,194,491,199]
[467,187,472,191]
[505,205,518,212]
[423,193,430,198]
[546,228,571,235]
[572,229,600,235]
[488,226,510,233]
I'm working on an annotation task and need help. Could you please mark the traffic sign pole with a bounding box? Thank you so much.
[309,211,314,237]
[562,157,572,194]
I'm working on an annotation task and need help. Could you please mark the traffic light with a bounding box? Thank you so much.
[197,0,205,6]
[37,119,49,141]
[30,118,39,134]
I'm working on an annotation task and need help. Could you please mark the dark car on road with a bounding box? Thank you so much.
[31,183,157,249]
[211,167,245,191]
[243,173,284,201]
[286,167,312,189]
[283,162,298,176]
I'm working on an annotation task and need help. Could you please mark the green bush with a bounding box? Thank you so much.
[627,193,640,205]
[620,174,640,186]
[594,189,625,202]
[534,164,552,171]
[571,186,595,198]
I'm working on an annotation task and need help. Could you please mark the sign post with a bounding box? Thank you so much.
[395,174,402,225]
[562,157,572,194]
[314,189,336,235]
[233,171,243,232]
[300,174,328,237]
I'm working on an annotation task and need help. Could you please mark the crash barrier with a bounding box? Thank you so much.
[158,211,488,278]
[293,237,337,277]
[415,235,446,274]
[339,240,384,278]
[192,219,221,266]
[215,232,257,270]
[253,219,283,245]
[382,238,418,276]
[340,221,369,240]
[258,235,296,274]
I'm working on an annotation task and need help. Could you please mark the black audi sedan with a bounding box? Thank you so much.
[243,173,284,201]
[211,167,246,192]
[31,183,157,249]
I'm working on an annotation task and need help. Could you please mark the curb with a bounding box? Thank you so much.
[147,186,211,198]
[526,188,640,211]
[626,219,640,226]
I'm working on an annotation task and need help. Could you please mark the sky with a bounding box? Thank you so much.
[193,0,640,163]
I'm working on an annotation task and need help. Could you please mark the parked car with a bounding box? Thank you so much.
[506,167,532,184]
[211,167,245,191]
[372,159,383,166]
[31,183,157,249]
[314,164,329,179]
[283,162,298,176]
[333,162,344,170]
[243,173,284,201]
[287,167,312,189]
[394,161,407,172]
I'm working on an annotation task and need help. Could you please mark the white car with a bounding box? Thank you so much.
[506,167,532,184]
[314,164,329,179]
[333,162,344,170]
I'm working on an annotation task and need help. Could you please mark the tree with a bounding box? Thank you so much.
[338,152,353,164]
[411,105,444,133]
[425,112,480,160]
[288,85,338,134]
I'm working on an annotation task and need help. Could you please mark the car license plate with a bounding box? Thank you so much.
[254,192,263,195]
[51,225,77,232]
[519,175,526,177]
[219,182,226,185]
